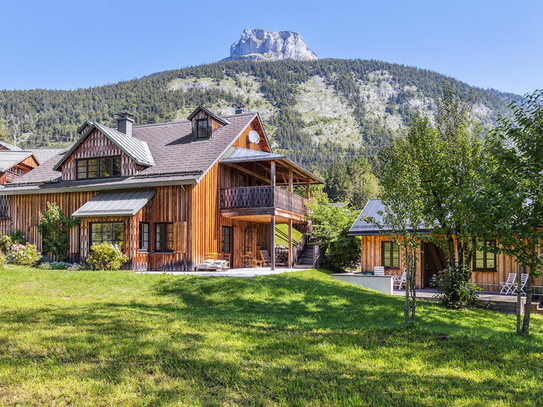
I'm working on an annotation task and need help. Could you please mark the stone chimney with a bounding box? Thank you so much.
[116,112,135,136]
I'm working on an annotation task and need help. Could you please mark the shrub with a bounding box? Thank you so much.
[87,243,128,270]
[431,265,481,309]
[38,261,73,270]
[6,243,41,266]
[0,229,27,253]
[35,202,79,261]
[67,263,89,271]
[0,252,6,269]
[0,235,12,253]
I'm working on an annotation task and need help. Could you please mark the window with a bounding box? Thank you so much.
[139,222,150,252]
[474,240,496,271]
[155,223,173,252]
[90,222,124,250]
[222,226,231,254]
[77,156,121,180]
[196,119,210,139]
[382,241,400,269]
[239,173,247,187]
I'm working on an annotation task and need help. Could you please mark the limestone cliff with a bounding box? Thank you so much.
[224,29,317,62]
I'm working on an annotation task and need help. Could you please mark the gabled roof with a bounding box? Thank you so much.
[1,112,261,194]
[187,106,231,125]
[72,189,156,217]
[348,199,431,236]
[53,122,156,170]
[0,151,34,172]
[0,141,21,151]
[26,148,65,164]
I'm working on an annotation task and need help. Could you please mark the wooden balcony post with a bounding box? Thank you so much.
[289,168,293,193]
[271,161,276,187]
[306,180,310,200]
[288,219,293,268]
[271,214,276,270]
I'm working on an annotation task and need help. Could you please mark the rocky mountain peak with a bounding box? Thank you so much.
[224,29,317,62]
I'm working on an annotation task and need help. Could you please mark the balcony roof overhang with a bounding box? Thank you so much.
[220,147,324,185]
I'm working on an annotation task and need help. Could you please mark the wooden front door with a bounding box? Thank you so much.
[423,242,446,288]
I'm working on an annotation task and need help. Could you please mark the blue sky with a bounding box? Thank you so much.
[2,0,541,95]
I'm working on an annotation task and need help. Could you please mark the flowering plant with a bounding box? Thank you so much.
[87,243,129,270]
[6,243,41,266]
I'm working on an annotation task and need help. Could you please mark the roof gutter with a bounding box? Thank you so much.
[0,178,199,196]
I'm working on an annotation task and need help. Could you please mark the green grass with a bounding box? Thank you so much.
[275,224,303,247]
[0,265,542,406]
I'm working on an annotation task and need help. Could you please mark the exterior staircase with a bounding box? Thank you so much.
[295,240,320,269]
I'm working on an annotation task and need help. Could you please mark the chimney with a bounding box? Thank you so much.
[234,102,246,115]
[116,112,135,136]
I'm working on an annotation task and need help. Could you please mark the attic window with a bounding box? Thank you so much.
[196,119,210,140]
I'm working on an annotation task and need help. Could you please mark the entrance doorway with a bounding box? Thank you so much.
[423,242,446,288]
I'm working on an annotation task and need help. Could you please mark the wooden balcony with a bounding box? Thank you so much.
[220,186,309,222]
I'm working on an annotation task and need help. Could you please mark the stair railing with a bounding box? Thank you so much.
[293,222,312,266]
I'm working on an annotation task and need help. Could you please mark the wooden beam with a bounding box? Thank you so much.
[288,219,293,267]
[225,163,271,184]
[271,161,276,187]
[271,214,276,270]
[306,180,310,200]
[288,168,293,193]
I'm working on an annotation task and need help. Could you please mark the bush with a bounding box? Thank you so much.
[0,252,6,269]
[66,263,89,271]
[6,243,41,266]
[0,229,27,253]
[87,243,129,270]
[431,265,481,309]
[38,261,73,270]
[0,235,12,253]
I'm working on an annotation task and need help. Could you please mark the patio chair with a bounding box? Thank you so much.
[394,269,407,290]
[259,249,272,267]
[258,249,271,267]
[499,273,516,294]
[512,273,529,295]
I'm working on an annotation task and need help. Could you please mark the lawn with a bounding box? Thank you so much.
[0,266,542,406]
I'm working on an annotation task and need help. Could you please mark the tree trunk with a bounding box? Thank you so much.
[405,255,411,325]
[516,267,522,335]
[457,238,464,268]
[411,247,417,323]
[448,236,456,267]
[522,275,534,336]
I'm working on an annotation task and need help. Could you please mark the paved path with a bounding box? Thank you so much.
[138,266,309,278]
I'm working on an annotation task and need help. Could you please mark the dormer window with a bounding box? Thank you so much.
[77,156,121,180]
[196,119,210,140]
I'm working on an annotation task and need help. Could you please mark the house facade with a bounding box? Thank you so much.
[0,108,322,270]
[349,199,543,292]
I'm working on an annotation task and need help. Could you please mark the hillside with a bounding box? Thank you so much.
[0,59,521,169]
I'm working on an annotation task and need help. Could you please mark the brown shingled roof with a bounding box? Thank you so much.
[1,112,258,194]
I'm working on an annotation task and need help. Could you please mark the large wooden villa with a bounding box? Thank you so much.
[349,199,543,292]
[0,107,323,271]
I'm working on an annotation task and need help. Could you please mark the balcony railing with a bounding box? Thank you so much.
[220,186,308,216]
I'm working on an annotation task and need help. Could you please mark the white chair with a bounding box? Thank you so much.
[373,266,385,276]
[512,273,529,295]
[499,273,516,294]
[394,269,407,290]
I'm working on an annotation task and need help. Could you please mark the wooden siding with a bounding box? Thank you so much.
[360,235,543,291]
[60,129,139,180]
[7,186,187,270]
[232,121,269,152]
[1,155,39,185]
[190,110,225,139]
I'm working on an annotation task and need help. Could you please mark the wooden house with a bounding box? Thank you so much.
[349,199,543,292]
[0,108,323,270]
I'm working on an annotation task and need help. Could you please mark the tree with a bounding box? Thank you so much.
[308,202,360,272]
[373,120,425,324]
[469,90,543,335]
[35,202,79,261]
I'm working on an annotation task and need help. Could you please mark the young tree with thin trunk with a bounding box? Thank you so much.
[469,90,543,335]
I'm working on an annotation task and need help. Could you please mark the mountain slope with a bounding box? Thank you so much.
[0,59,520,169]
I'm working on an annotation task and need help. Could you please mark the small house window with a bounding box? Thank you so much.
[196,119,210,139]
[382,241,400,269]
[77,156,121,180]
[222,226,231,254]
[155,223,173,252]
[90,222,124,250]
[239,173,247,187]
[139,222,150,252]
[474,240,496,272]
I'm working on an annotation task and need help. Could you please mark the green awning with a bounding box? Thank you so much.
[72,189,156,217]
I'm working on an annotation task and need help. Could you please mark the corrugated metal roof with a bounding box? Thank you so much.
[26,148,66,164]
[53,123,156,171]
[220,147,286,163]
[0,151,33,172]
[348,199,431,236]
[72,189,156,217]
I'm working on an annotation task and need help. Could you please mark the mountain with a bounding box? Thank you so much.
[223,29,318,62]
[0,59,521,170]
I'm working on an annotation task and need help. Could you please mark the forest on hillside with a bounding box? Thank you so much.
[0,59,520,171]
